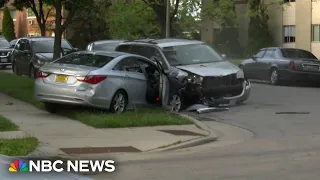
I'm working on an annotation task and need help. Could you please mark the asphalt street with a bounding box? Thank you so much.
[89,82,320,180]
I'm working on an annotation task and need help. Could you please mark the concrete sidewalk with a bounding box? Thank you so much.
[0,93,211,157]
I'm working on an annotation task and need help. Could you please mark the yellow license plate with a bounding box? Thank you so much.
[55,75,68,83]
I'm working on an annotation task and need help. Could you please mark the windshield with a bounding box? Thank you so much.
[54,54,114,68]
[94,43,120,51]
[281,49,318,59]
[32,40,73,53]
[0,39,10,48]
[162,43,223,66]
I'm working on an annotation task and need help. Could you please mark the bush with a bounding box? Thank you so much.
[2,6,16,41]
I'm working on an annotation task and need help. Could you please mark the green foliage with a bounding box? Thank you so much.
[2,6,16,41]
[245,0,274,56]
[69,0,110,49]
[201,0,237,27]
[214,27,243,58]
[106,0,160,39]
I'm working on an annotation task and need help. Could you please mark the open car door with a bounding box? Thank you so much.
[155,60,170,110]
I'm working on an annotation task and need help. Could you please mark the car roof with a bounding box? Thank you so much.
[119,38,204,48]
[76,50,131,57]
[93,40,125,45]
[20,36,67,42]
[261,47,311,52]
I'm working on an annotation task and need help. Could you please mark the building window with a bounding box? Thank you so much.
[284,0,295,3]
[9,10,16,20]
[27,9,36,18]
[284,25,295,43]
[312,25,320,42]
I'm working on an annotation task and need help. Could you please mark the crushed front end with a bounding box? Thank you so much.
[183,70,251,106]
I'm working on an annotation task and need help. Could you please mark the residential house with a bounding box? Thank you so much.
[0,1,68,39]
[201,0,320,59]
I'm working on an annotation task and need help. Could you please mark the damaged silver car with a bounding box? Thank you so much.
[115,39,251,111]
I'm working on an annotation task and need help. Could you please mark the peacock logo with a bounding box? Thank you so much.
[8,160,29,172]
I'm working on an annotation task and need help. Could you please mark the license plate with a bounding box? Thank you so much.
[1,58,7,63]
[55,75,68,83]
[305,65,319,71]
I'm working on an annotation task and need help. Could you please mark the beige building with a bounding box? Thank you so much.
[201,0,320,58]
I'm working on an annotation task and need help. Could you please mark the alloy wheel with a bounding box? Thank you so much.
[113,93,125,113]
[169,94,182,112]
[270,69,278,84]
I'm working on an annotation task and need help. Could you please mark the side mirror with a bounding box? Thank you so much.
[221,54,227,60]
[10,44,15,48]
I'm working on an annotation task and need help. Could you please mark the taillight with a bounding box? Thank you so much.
[36,71,50,78]
[76,75,107,84]
[289,61,295,70]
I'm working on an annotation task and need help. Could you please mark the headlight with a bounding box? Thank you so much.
[187,74,203,84]
[236,70,244,79]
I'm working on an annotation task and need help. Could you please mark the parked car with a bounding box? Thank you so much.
[9,39,18,47]
[0,36,14,69]
[35,51,183,113]
[239,47,320,85]
[0,154,93,180]
[115,39,251,107]
[11,37,78,78]
[86,40,125,51]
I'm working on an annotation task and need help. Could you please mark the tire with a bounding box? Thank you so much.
[270,68,280,85]
[168,93,185,112]
[29,65,36,78]
[44,103,58,114]
[109,90,128,114]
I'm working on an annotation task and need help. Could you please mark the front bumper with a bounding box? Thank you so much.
[279,69,320,82]
[184,80,251,106]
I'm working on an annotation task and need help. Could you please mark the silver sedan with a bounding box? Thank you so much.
[34,51,170,113]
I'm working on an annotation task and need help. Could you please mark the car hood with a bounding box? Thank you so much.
[176,61,240,77]
[0,155,93,180]
[35,53,54,61]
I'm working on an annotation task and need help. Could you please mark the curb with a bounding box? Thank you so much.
[147,113,218,152]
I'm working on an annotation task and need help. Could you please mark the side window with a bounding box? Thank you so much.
[116,45,131,53]
[114,57,143,73]
[263,50,275,58]
[255,50,266,58]
[19,40,27,51]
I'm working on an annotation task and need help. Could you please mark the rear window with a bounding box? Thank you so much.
[281,49,317,59]
[54,53,114,68]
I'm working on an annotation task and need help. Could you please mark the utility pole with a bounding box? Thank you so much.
[165,0,170,38]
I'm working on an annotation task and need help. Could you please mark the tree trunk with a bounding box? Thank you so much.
[39,24,46,36]
[53,0,62,60]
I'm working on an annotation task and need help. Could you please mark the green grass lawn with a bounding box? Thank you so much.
[0,115,18,132]
[0,72,192,128]
[0,137,38,156]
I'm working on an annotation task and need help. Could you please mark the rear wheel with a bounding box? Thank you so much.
[44,103,58,114]
[109,90,128,114]
[270,68,280,85]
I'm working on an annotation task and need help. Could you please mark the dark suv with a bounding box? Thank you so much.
[115,39,251,107]
[11,37,78,78]
[0,36,14,69]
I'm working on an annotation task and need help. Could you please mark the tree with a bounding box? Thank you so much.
[202,0,241,57]
[106,0,160,39]
[245,0,273,56]
[142,0,181,37]
[2,6,16,41]
[68,0,112,49]
[52,0,92,60]
[11,0,54,36]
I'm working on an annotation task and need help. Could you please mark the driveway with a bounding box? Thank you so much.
[0,66,12,74]
[88,83,320,180]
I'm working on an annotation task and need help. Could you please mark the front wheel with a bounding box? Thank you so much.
[109,90,128,114]
[44,102,58,114]
[168,94,185,112]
